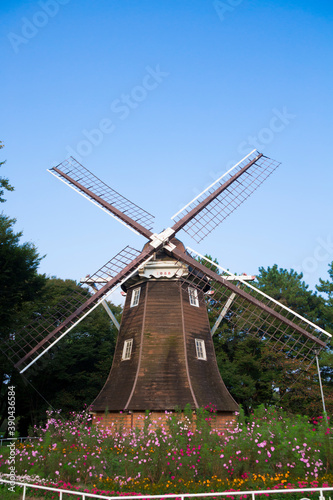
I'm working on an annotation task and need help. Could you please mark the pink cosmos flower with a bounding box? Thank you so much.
[257,440,267,448]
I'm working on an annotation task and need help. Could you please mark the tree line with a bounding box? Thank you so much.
[1,143,332,435]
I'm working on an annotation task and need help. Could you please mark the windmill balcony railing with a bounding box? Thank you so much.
[1,479,333,500]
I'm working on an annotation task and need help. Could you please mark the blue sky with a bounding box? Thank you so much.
[1,0,333,303]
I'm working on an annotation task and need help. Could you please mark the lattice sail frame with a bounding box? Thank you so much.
[177,249,331,368]
[83,246,141,290]
[3,284,92,370]
[3,247,152,374]
[49,157,155,232]
[172,150,280,242]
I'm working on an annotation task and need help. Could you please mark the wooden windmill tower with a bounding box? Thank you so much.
[2,149,331,430]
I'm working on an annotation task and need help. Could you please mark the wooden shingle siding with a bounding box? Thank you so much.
[182,286,238,411]
[129,281,194,410]
[92,283,147,411]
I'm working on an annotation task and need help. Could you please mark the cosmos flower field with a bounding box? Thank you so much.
[0,405,332,498]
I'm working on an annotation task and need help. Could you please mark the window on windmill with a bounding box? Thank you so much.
[188,287,199,307]
[195,339,207,360]
[122,339,133,360]
[130,287,141,307]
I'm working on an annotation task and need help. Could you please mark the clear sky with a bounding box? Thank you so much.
[1,0,333,304]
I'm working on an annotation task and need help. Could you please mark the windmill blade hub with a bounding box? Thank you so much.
[122,238,187,291]
[149,227,176,248]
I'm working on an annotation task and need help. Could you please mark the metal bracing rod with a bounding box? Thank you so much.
[315,350,328,423]
[101,301,120,330]
[211,278,250,335]
[90,283,120,331]
[211,291,237,336]
[51,167,153,240]
[169,247,327,349]
[170,153,263,234]
[15,245,157,370]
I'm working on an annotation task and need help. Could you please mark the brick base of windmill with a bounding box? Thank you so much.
[91,410,236,433]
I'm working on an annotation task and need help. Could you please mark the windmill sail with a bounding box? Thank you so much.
[3,247,154,374]
[171,248,331,368]
[171,150,280,242]
[3,284,92,371]
[49,157,154,237]
[82,246,141,290]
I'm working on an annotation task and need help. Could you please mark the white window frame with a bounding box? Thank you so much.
[195,339,207,360]
[122,339,133,360]
[130,287,141,307]
[188,287,199,307]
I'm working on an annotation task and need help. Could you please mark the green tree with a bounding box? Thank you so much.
[211,263,332,416]
[16,278,122,432]
[0,223,46,432]
[0,145,46,434]
[0,214,45,332]
[316,262,333,412]
[256,264,325,326]
[0,142,14,202]
[255,265,333,416]
[213,331,278,414]
[0,142,44,331]
[317,261,333,330]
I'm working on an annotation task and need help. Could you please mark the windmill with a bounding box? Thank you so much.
[2,149,331,430]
